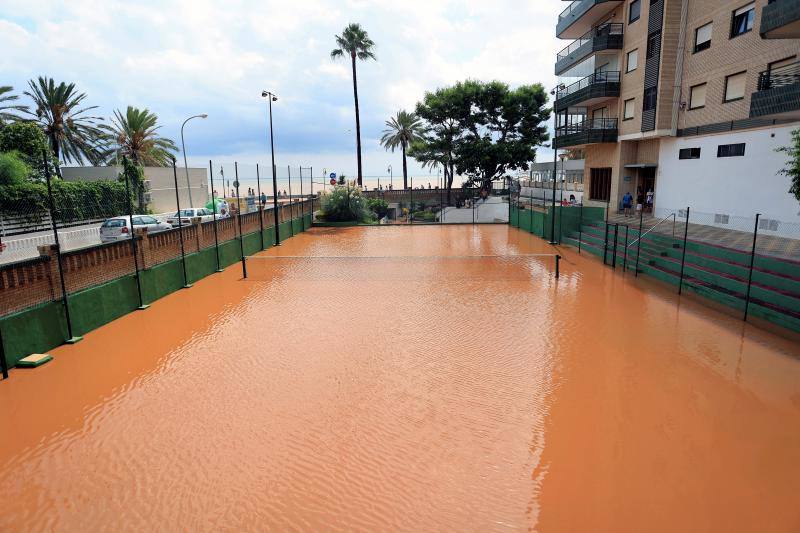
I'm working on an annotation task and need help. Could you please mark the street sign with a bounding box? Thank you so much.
[330,178,337,186]
[329,172,336,179]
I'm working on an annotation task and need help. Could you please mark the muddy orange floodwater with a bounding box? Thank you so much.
[1,225,799,531]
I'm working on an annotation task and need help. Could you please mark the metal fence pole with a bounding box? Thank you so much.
[0,325,7,379]
[122,158,147,309]
[208,160,223,272]
[577,203,583,253]
[299,166,305,231]
[555,254,561,279]
[310,166,314,225]
[256,163,265,250]
[234,163,247,279]
[171,158,191,288]
[603,223,609,265]
[678,207,690,295]
[635,206,644,277]
[409,178,415,223]
[744,213,760,321]
[622,225,629,272]
[440,181,445,224]
[43,150,81,343]
[272,164,281,246]
[611,223,619,269]
[472,187,475,225]
[287,165,294,236]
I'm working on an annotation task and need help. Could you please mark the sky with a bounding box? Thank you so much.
[0,0,563,178]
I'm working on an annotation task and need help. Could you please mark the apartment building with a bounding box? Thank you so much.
[554,0,800,224]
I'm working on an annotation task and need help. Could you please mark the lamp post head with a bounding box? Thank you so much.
[262,91,278,101]
[199,114,208,119]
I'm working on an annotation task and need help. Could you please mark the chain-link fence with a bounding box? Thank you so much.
[0,153,316,373]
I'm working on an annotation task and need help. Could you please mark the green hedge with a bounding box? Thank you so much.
[0,179,130,223]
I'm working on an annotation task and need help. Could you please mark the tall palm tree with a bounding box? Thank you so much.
[380,110,425,190]
[331,23,376,188]
[0,86,28,127]
[24,76,106,170]
[102,106,177,166]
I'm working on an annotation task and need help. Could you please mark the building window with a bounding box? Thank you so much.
[694,22,712,53]
[626,49,639,72]
[643,87,657,111]
[717,143,746,157]
[730,3,755,38]
[689,83,706,109]
[623,98,636,120]
[629,0,641,23]
[589,168,612,201]
[646,31,661,59]
[724,71,747,102]
[679,147,701,159]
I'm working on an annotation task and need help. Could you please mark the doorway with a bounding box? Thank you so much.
[638,167,656,213]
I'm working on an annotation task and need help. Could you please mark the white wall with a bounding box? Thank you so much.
[656,125,800,234]
[61,166,209,213]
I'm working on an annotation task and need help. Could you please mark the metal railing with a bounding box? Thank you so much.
[556,23,624,61]
[558,0,583,21]
[756,60,800,91]
[556,117,618,136]
[557,71,620,100]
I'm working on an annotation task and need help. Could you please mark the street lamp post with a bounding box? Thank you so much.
[548,85,563,245]
[388,165,392,189]
[262,91,280,246]
[180,114,208,208]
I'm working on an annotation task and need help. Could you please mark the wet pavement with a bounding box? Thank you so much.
[0,225,798,531]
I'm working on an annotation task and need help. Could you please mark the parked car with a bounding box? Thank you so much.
[166,208,221,227]
[99,216,172,243]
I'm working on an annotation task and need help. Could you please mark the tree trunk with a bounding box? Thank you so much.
[402,142,408,190]
[446,158,454,205]
[350,53,363,187]
[50,135,62,178]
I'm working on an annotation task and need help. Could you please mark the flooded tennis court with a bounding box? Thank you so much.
[1,225,798,531]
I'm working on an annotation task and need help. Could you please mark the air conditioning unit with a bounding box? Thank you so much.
[759,218,779,231]
[143,192,152,204]
[714,213,729,224]
[143,180,152,191]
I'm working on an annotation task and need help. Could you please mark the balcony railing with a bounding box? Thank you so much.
[750,60,800,119]
[760,0,800,38]
[557,23,624,62]
[554,118,619,148]
[756,60,800,91]
[558,0,583,21]
[557,70,620,99]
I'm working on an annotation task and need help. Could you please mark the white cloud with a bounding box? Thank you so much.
[1,0,563,172]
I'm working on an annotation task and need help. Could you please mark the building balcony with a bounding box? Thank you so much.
[760,0,800,39]
[555,71,621,112]
[557,0,624,39]
[555,23,624,76]
[553,118,619,149]
[749,61,800,120]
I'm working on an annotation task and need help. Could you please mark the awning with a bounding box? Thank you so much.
[623,163,658,169]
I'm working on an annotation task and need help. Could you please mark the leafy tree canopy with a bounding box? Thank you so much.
[0,121,51,162]
[413,80,550,189]
[778,128,800,203]
[0,151,30,186]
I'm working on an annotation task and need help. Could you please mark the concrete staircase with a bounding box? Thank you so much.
[562,220,800,333]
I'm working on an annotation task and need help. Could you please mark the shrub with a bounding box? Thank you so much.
[0,178,130,223]
[367,198,389,218]
[319,183,372,222]
[0,122,53,179]
[0,151,30,186]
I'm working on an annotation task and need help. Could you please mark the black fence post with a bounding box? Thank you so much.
[555,254,561,279]
[299,166,305,231]
[603,223,609,265]
[577,203,583,253]
[440,181,445,224]
[256,163,265,251]
[287,165,294,237]
[234,163,247,279]
[611,223,619,269]
[744,213,760,321]
[209,161,223,272]
[122,157,147,310]
[622,225,629,272]
[310,166,314,225]
[43,150,81,343]
[171,158,191,288]
[0,325,8,379]
[678,207,690,295]
[410,178,413,225]
[272,164,281,246]
[635,206,644,277]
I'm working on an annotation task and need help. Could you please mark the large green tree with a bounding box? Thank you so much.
[778,128,800,203]
[102,106,177,166]
[380,110,424,190]
[24,76,106,170]
[0,121,53,179]
[413,80,550,192]
[0,86,28,127]
[331,23,376,188]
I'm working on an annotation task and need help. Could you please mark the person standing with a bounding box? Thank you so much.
[622,190,633,217]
